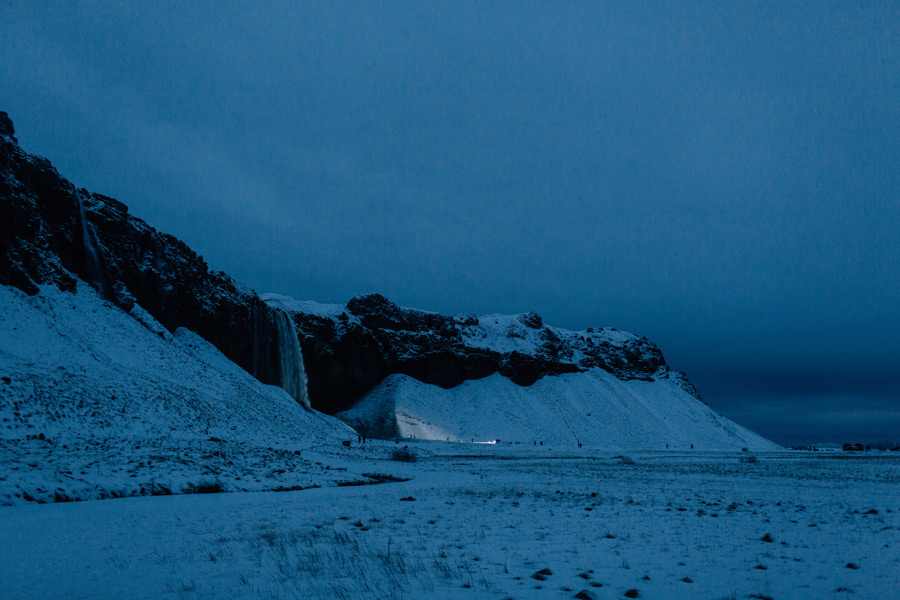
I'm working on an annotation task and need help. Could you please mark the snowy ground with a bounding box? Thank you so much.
[2,445,897,600]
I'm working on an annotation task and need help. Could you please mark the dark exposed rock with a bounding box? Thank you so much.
[520,311,543,328]
[498,351,580,386]
[346,293,457,335]
[0,112,14,141]
[291,312,389,413]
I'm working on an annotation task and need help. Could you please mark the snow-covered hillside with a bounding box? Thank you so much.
[263,292,705,416]
[337,371,779,451]
[265,293,778,450]
[0,283,362,505]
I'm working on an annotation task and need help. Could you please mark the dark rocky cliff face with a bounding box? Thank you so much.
[0,112,304,406]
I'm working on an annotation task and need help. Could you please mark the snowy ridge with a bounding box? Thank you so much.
[260,293,354,321]
[337,371,779,451]
[461,311,642,360]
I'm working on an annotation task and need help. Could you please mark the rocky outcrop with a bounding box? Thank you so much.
[264,293,695,415]
[0,112,308,407]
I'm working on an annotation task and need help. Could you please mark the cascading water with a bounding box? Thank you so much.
[273,309,311,410]
[75,192,108,296]
[252,304,311,410]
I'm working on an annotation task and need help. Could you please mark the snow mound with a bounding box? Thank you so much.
[337,371,779,451]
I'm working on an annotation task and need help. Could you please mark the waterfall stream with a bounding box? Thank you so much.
[273,309,311,410]
[76,193,108,296]
[252,304,311,409]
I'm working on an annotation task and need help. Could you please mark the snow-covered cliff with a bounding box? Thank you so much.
[265,293,778,450]
[264,292,697,413]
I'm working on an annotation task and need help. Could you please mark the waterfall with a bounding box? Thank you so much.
[75,192,108,296]
[252,304,311,409]
[273,309,311,410]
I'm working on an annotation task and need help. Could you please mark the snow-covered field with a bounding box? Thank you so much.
[2,445,897,600]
